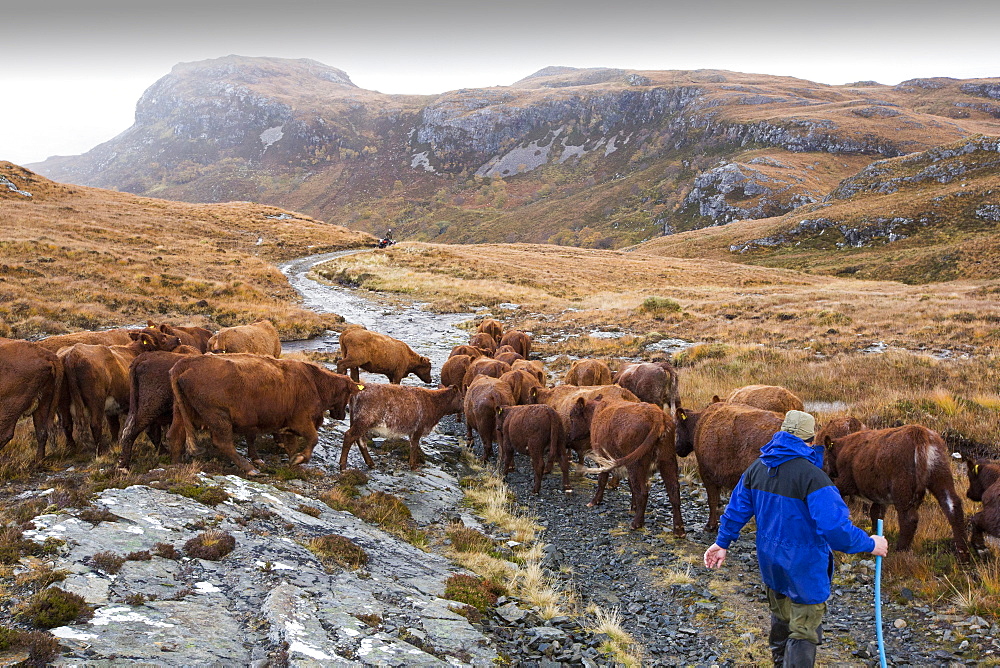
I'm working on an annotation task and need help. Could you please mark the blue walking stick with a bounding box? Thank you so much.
[875,518,887,668]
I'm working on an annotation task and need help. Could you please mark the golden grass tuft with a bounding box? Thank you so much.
[586,604,643,668]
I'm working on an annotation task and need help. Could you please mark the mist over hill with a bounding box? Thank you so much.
[30,55,1000,254]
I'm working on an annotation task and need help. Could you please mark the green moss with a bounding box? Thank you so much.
[443,574,505,612]
[169,484,230,506]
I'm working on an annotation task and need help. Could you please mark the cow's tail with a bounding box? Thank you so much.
[120,359,144,440]
[668,370,679,412]
[912,425,942,484]
[169,368,199,456]
[63,350,88,430]
[46,354,64,435]
[574,421,663,474]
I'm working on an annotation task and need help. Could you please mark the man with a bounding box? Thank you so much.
[703,410,888,667]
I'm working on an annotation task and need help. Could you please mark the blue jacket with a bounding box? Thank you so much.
[715,430,875,604]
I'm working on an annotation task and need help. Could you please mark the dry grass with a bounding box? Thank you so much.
[585,604,642,667]
[0,162,372,339]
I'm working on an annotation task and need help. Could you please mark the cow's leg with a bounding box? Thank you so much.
[895,504,919,552]
[657,457,685,538]
[630,470,650,530]
[147,423,163,452]
[340,424,374,471]
[530,448,544,495]
[0,416,15,455]
[166,405,187,464]
[587,472,610,507]
[57,384,76,452]
[31,407,50,462]
[558,440,571,493]
[207,424,258,476]
[499,441,514,480]
[85,397,105,454]
[931,480,970,561]
[868,502,886,534]
[704,480,722,533]
[408,433,425,470]
[245,434,262,465]
[291,426,319,466]
[107,414,122,447]
[970,512,987,551]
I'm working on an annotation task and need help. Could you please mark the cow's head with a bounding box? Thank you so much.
[674,407,697,457]
[567,396,600,443]
[822,434,843,479]
[966,458,1000,502]
[130,329,181,351]
[415,356,433,384]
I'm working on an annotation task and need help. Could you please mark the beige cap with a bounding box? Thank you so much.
[781,410,816,440]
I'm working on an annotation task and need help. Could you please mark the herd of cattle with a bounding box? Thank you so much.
[1,316,998,561]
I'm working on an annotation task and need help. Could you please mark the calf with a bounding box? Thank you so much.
[208,319,282,357]
[499,329,531,359]
[824,425,968,560]
[476,318,504,342]
[150,321,212,353]
[815,416,865,447]
[571,397,684,535]
[614,362,679,409]
[170,354,361,475]
[61,330,181,454]
[468,332,498,356]
[966,458,1000,551]
[449,344,484,360]
[496,404,569,494]
[499,369,542,406]
[725,384,803,413]
[464,376,516,462]
[337,327,432,384]
[675,402,783,532]
[494,345,524,366]
[441,355,474,393]
[118,348,202,469]
[511,359,546,386]
[461,357,511,393]
[0,338,62,461]
[564,359,612,386]
[533,384,639,463]
[340,384,462,470]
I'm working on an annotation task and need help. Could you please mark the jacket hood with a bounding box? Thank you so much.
[760,430,823,469]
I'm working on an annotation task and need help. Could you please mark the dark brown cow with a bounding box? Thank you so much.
[450,344,484,360]
[496,404,569,494]
[150,321,213,353]
[441,355,474,394]
[815,416,866,447]
[533,385,639,463]
[675,402,783,532]
[499,329,531,359]
[464,376,516,462]
[61,330,181,453]
[337,327,432,384]
[511,359,546,386]
[824,425,968,560]
[499,369,542,406]
[570,397,684,535]
[564,359,612,387]
[207,319,281,357]
[726,385,804,413]
[461,357,511,393]
[118,348,202,469]
[468,332,498,356]
[169,354,361,474]
[476,318,504,342]
[340,384,462,470]
[966,458,1000,551]
[614,362,679,409]
[0,339,62,460]
[494,345,524,366]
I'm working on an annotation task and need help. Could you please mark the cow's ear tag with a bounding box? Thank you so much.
[680,413,686,420]
[974,464,980,474]
[357,384,365,391]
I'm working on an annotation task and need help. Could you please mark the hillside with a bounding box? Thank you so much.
[29,57,1000,248]
[633,134,1000,283]
[0,161,373,338]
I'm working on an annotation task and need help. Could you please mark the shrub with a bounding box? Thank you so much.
[448,603,483,624]
[184,530,236,560]
[446,525,496,554]
[673,343,731,367]
[320,488,353,511]
[443,574,505,612]
[0,526,44,564]
[0,626,60,665]
[308,534,368,570]
[126,550,152,561]
[169,484,230,506]
[296,504,322,518]
[125,593,147,606]
[78,507,119,524]
[90,551,125,574]
[19,588,93,628]
[153,542,180,560]
[639,296,682,314]
[339,469,369,487]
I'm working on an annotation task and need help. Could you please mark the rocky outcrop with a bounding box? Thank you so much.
[678,160,820,224]
[730,216,924,253]
[960,83,1000,100]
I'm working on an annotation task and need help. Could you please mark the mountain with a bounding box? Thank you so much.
[0,161,372,339]
[30,56,1000,249]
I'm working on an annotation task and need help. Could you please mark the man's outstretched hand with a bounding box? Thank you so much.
[704,543,727,569]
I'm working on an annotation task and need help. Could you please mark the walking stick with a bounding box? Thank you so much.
[875,518,887,668]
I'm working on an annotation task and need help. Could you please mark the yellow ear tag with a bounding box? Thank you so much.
[974,464,980,474]
[680,414,686,420]
[357,384,365,391]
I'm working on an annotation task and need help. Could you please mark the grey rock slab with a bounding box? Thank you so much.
[58,573,111,605]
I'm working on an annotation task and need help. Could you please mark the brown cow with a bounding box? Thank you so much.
[823,425,968,560]
[461,357,511,393]
[499,330,531,359]
[726,385,804,413]
[337,327,432,385]
[61,330,182,453]
[614,362,679,409]
[675,402,783,532]
[464,376,516,462]
[340,384,462,470]
[533,385,639,463]
[468,332,498,356]
[815,416,866,447]
[38,328,138,352]
[570,396,684,535]
[169,354,361,475]
[118,348,202,469]
[496,404,569,494]
[150,321,213,353]
[450,344,484,360]
[207,319,281,357]
[499,369,543,406]
[494,345,524,366]
[0,339,62,461]
[966,458,1000,552]
[441,355,474,394]
[511,359,546,386]
[476,318,504,342]
[564,359,613,387]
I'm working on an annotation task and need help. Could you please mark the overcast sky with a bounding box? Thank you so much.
[3,0,999,166]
